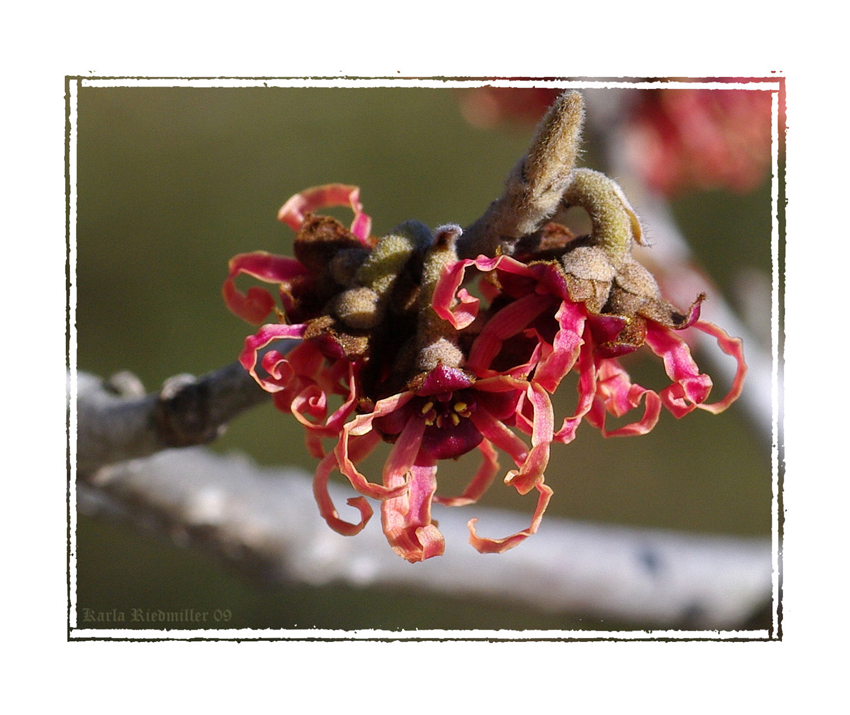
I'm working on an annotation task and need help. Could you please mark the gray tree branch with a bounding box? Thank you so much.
[76,444,772,631]
[73,363,270,476]
[73,370,772,631]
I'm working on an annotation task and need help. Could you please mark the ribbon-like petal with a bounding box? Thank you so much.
[587,358,662,437]
[691,321,748,415]
[533,301,587,392]
[313,448,373,536]
[435,440,501,507]
[644,321,714,417]
[335,392,416,499]
[239,323,308,393]
[468,481,554,554]
[503,382,554,494]
[381,445,445,562]
[223,251,310,324]
[278,184,372,244]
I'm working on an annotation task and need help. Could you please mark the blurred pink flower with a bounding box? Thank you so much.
[625,86,772,196]
[459,82,772,196]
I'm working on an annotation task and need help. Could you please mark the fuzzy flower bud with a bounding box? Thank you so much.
[460,90,585,257]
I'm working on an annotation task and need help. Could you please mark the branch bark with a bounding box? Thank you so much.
[73,362,270,476]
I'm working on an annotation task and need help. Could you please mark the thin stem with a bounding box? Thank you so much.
[415,224,465,373]
[459,90,585,258]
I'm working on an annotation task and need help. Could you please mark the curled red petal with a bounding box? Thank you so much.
[533,301,587,393]
[481,253,538,279]
[381,459,445,562]
[472,373,530,394]
[223,252,310,325]
[260,349,296,387]
[382,412,428,486]
[691,320,748,414]
[431,258,480,329]
[302,426,327,460]
[644,322,714,417]
[239,323,308,393]
[313,449,373,536]
[469,399,529,467]
[264,340,346,429]
[223,280,276,325]
[467,293,552,374]
[587,358,662,437]
[599,387,662,437]
[228,251,310,284]
[335,392,416,499]
[468,482,554,554]
[503,382,553,495]
[290,382,329,426]
[290,360,359,439]
[432,253,543,331]
[435,440,501,507]
[553,337,597,443]
[277,184,372,244]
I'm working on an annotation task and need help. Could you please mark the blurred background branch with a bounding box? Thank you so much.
[74,371,771,631]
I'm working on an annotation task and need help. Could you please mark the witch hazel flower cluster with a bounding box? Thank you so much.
[224,91,746,562]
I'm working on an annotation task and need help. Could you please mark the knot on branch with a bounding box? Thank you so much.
[155,374,224,447]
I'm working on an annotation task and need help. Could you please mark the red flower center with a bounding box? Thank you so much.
[372,388,485,461]
[418,391,483,460]
[419,391,476,428]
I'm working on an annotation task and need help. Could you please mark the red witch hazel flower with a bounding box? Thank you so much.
[224,91,746,562]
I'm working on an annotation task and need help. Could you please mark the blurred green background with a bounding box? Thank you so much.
[73,84,774,631]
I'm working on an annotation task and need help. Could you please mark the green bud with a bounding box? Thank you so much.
[354,220,433,296]
[562,169,645,265]
[333,286,381,329]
